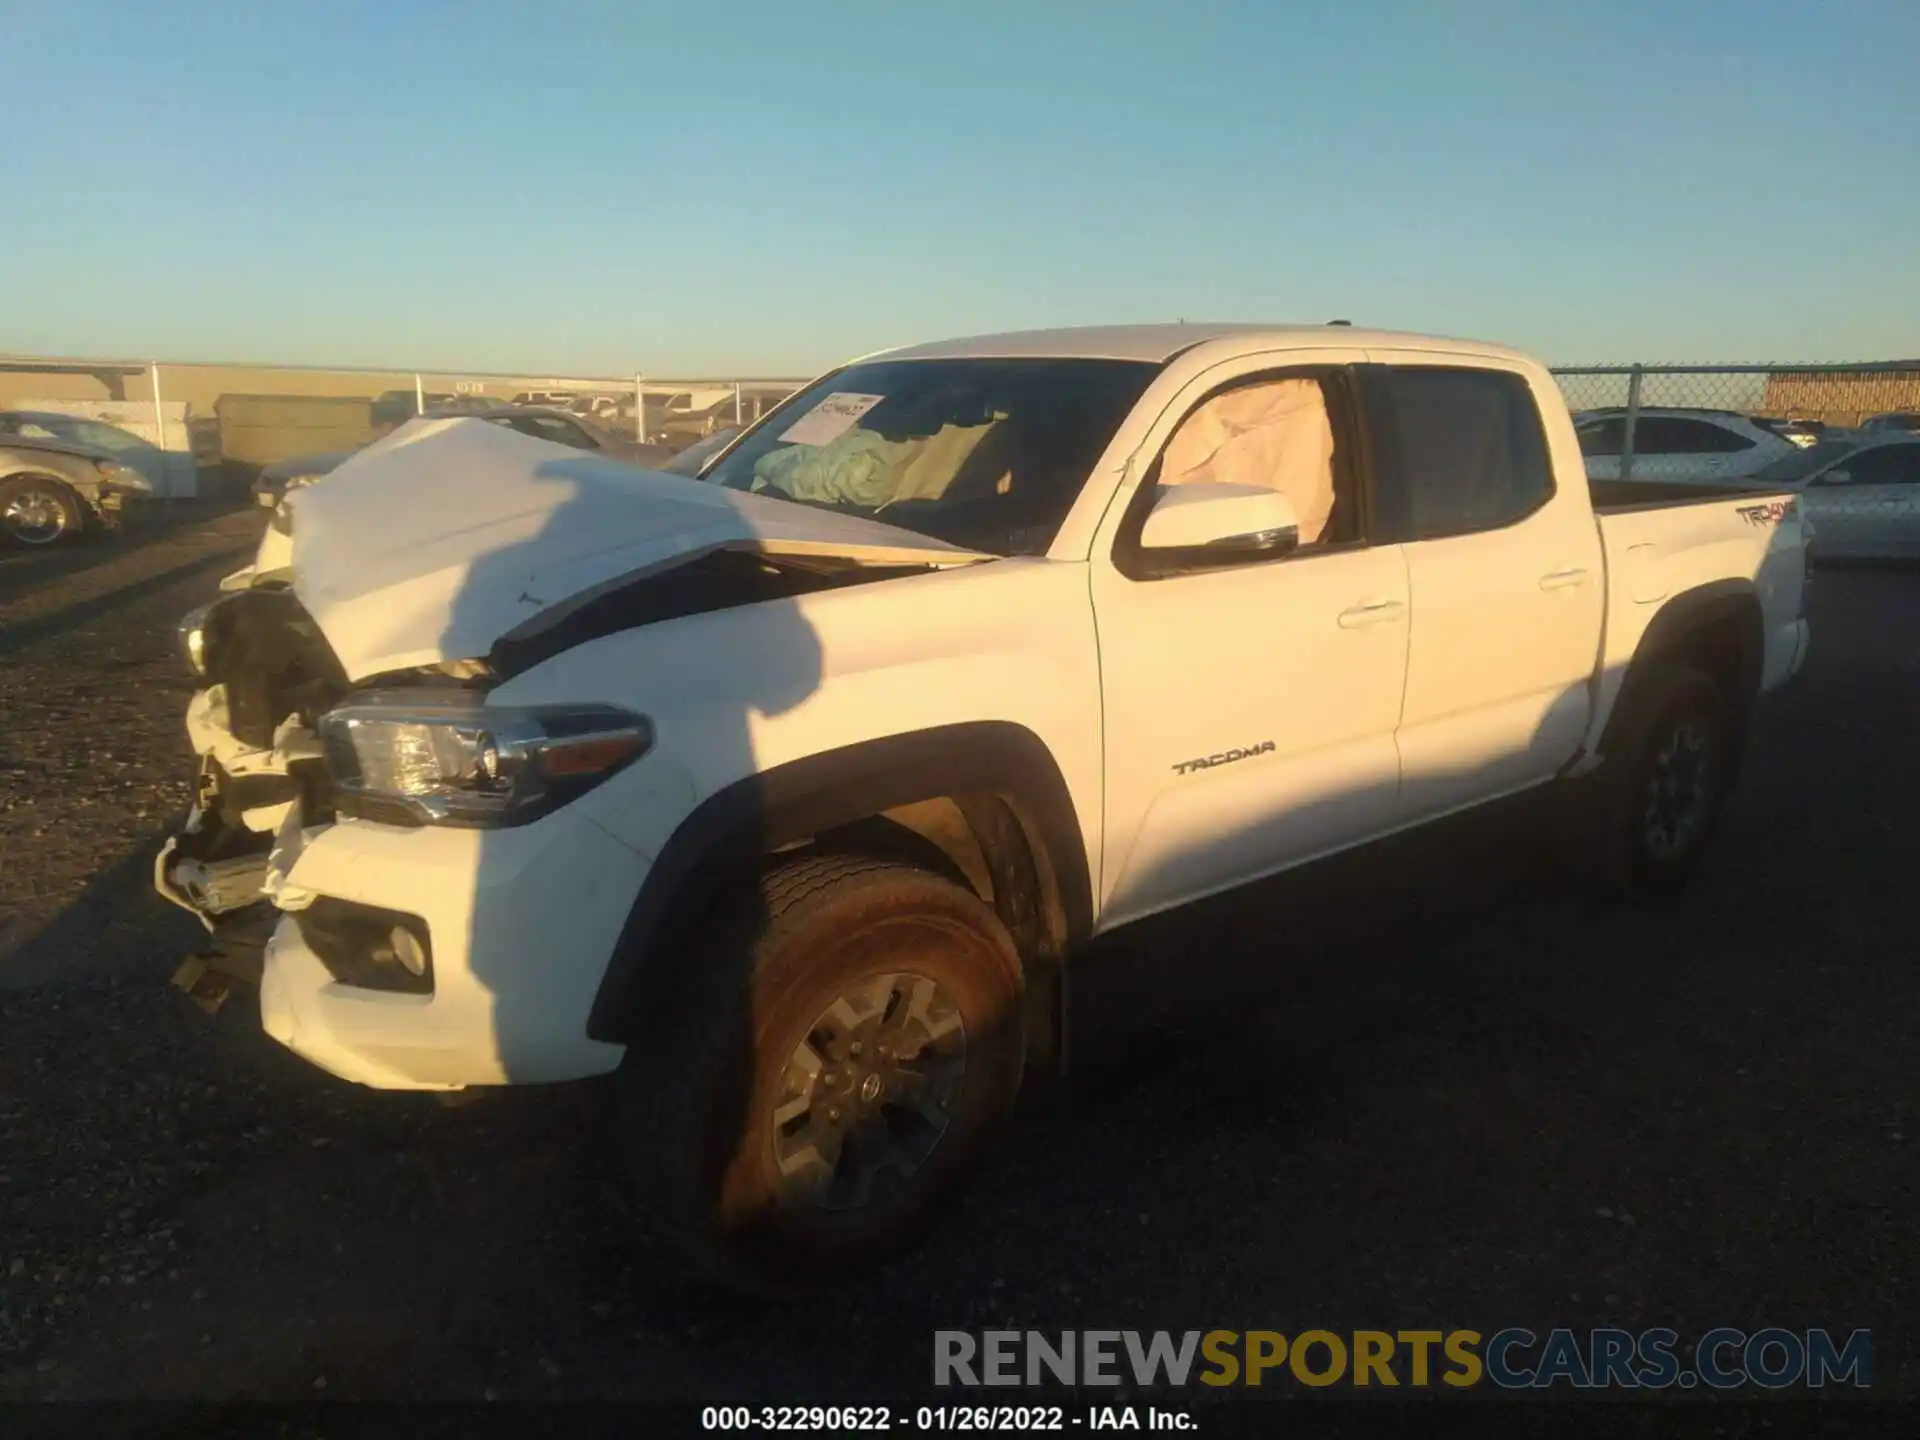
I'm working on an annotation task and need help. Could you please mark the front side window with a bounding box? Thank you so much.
[1144,372,1356,553]
[1366,367,1553,542]
[701,357,1160,556]
[1841,443,1920,486]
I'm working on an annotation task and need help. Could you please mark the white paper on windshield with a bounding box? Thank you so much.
[777,392,884,447]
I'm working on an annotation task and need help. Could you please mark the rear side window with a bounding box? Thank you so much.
[1636,417,1752,454]
[1364,367,1554,542]
[1576,417,1625,457]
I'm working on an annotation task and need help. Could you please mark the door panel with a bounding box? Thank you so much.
[1395,520,1603,814]
[1093,545,1410,926]
[1361,357,1606,820]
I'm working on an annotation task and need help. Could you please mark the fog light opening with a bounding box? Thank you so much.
[390,925,428,977]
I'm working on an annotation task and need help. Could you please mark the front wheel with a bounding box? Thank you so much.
[1581,664,1735,900]
[621,851,1027,1289]
[0,475,85,546]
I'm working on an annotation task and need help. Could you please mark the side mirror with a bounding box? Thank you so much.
[1821,469,1852,486]
[1140,482,1301,557]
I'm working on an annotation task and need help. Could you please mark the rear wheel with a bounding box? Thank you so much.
[0,475,84,547]
[621,851,1026,1289]
[1580,664,1735,900]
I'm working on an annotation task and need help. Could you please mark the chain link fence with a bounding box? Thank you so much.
[12,350,1920,500]
[0,358,815,502]
[1548,363,1920,483]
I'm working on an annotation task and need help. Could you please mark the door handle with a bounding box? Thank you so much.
[1337,598,1406,629]
[1540,567,1590,591]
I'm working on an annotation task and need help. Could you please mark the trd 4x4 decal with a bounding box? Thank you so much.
[1735,498,1797,527]
[1172,740,1276,776]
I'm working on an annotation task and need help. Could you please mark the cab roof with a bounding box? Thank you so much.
[869,323,1534,366]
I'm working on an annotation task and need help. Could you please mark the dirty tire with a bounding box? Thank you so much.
[1579,664,1734,902]
[620,851,1026,1291]
[0,475,85,547]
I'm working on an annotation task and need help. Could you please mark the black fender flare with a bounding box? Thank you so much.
[586,721,1092,1042]
[1596,578,1762,764]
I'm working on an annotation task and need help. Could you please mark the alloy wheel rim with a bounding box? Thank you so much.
[4,491,66,544]
[770,971,967,1212]
[1643,719,1711,859]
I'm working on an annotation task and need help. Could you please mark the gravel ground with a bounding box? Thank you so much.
[0,509,1915,1411]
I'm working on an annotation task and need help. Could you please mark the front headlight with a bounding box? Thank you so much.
[318,690,651,828]
[177,603,213,678]
[95,460,153,492]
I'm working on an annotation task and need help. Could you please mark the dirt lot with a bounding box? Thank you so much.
[0,508,1915,1408]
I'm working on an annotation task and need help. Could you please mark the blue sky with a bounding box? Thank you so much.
[3,0,1916,375]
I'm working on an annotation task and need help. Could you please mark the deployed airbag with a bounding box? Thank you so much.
[1161,378,1335,544]
[752,419,1002,508]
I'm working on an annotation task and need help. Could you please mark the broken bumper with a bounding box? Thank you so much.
[156,691,641,1090]
[251,810,639,1090]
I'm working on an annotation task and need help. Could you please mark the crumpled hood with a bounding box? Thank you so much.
[289,416,987,681]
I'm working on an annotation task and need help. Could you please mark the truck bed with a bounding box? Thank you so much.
[1586,479,1810,742]
[1588,477,1775,513]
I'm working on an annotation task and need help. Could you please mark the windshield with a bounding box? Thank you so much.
[700,357,1160,556]
[4,414,145,453]
[1752,438,1855,485]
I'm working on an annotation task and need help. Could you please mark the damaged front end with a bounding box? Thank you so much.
[154,417,992,1019]
[155,583,483,1009]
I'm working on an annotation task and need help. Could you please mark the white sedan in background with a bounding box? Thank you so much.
[1749,435,1920,561]
[1575,408,1798,483]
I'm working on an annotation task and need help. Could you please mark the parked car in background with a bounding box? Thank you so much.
[1574,407,1797,482]
[0,409,172,491]
[565,393,628,420]
[0,430,154,545]
[1749,435,1920,560]
[655,426,740,476]
[1859,412,1920,436]
[370,390,458,428]
[249,406,677,507]
[431,395,503,416]
[1753,416,1826,449]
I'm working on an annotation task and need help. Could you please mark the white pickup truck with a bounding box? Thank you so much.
[156,325,1809,1285]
